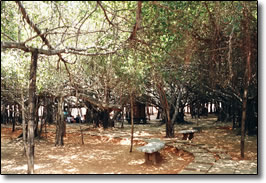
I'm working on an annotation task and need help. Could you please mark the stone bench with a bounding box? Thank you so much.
[137,139,165,165]
[178,129,198,140]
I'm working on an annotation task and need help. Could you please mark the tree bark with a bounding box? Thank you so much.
[12,105,16,132]
[121,106,124,128]
[240,4,252,159]
[55,96,65,146]
[46,99,54,124]
[34,97,39,137]
[26,49,38,174]
[156,109,161,119]
[240,88,248,158]
[129,93,134,152]
[171,87,182,123]
[21,90,28,158]
[156,83,174,137]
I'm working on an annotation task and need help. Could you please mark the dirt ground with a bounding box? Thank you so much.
[1,115,257,174]
[1,125,193,174]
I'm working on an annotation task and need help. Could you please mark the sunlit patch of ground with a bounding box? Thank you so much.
[1,125,193,174]
[1,115,257,174]
[188,120,257,160]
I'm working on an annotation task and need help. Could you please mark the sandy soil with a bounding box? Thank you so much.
[1,125,193,174]
[1,115,257,174]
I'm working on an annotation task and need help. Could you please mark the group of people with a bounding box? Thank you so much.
[64,111,82,123]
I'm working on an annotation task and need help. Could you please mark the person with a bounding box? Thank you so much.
[66,115,72,123]
[63,111,68,121]
[75,114,81,123]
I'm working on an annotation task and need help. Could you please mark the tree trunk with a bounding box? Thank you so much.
[5,105,9,124]
[240,4,252,159]
[44,101,48,138]
[232,101,236,129]
[55,96,65,146]
[21,90,27,157]
[34,97,39,137]
[157,83,173,137]
[171,87,182,123]
[129,93,134,152]
[121,106,124,128]
[46,99,54,124]
[12,106,16,132]
[103,110,109,129]
[241,88,248,158]
[156,109,161,119]
[26,49,38,174]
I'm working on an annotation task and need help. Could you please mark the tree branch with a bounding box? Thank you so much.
[1,41,119,56]
[97,1,114,26]
[128,1,142,41]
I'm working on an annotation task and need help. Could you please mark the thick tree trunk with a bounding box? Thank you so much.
[156,109,161,119]
[240,88,248,158]
[129,93,134,152]
[171,88,182,123]
[240,4,252,159]
[103,110,110,129]
[5,105,9,124]
[46,98,54,124]
[157,83,174,137]
[232,101,236,129]
[34,97,39,137]
[21,90,28,158]
[55,96,65,146]
[103,83,111,129]
[26,49,38,174]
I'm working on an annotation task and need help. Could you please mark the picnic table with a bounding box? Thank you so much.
[178,129,198,140]
[137,139,165,165]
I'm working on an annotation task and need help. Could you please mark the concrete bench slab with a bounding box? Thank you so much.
[137,140,165,165]
[178,130,198,140]
[137,140,165,153]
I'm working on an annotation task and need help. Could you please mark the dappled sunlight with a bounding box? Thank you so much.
[1,121,195,174]
[1,0,257,175]
[120,138,131,145]
[1,112,257,174]
[128,159,145,165]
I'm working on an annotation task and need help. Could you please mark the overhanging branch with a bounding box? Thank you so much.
[1,41,119,56]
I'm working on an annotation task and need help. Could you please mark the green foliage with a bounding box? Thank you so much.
[1,1,257,110]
